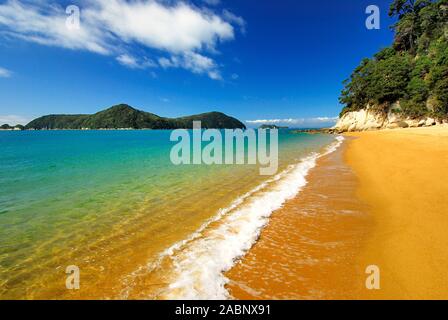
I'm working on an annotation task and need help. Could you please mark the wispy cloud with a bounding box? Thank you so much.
[0,1,110,54]
[245,117,339,128]
[116,54,156,69]
[0,66,12,78]
[222,9,246,34]
[0,114,34,125]
[159,51,222,80]
[0,0,244,79]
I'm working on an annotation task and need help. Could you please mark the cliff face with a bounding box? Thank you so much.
[333,104,448,133]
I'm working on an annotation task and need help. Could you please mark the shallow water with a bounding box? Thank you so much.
[226,141,371,299]
[0,130,336,299]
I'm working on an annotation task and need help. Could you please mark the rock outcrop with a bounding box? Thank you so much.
[332,104,447,133]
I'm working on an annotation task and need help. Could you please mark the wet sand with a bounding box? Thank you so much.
[227,126,448,300]
[226,140,372,299]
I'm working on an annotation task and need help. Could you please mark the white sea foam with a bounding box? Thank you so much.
[120,136,344,299]
[156,135,345,300]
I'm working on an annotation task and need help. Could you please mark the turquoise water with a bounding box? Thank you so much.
[0,130,335,299]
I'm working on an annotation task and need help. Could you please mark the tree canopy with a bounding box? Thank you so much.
[340,0,448,119]
[25,104,246,130]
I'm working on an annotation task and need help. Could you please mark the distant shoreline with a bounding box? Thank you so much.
[0,127,332,132]
[0,128,161,131]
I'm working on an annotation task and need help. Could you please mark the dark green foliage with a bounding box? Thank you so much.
[340,0,448,119]
[25,104,246,130]
[26,114,90,130]
[0,124,23,130]
[367,53,413,104]
[174,111,247,129]
[407,71,428,103]
[81,104,163,129]
[430,41,448,114]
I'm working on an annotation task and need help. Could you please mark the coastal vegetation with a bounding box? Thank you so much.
[340,0,448,119]
[24,104,246,130]
[0,124,25,130]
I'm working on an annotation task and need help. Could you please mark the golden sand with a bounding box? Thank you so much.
[345,126,448,299]
[228,126,448,300]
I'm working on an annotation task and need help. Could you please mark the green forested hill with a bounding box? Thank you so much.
[340,0,448,118]
[25,104,246,130]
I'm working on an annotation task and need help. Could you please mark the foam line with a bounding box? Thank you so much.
[159,135,345,299]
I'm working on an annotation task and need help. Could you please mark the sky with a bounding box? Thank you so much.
[0,0,396,128]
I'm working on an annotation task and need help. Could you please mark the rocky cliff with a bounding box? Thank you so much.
[333,104,448,133]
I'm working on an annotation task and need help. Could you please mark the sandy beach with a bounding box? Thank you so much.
[228,126,448,300]
[345,126,448,299]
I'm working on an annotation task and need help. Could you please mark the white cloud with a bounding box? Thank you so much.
[245,117,339,128]
[222,9,246,34]
[207,70,221,80]
[231,73,239,80]
[87,0,234,53]
[0,1,110,54]
[116,54,156,69]
[158,51,222,80]
[0,67,12,78]
[116,54,139,68]
[158,57,173,68]
[0,114,34,125]
[0,0,241,79]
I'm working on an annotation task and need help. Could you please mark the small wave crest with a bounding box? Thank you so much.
[123,135,344,300]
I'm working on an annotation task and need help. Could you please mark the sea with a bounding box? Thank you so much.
[0,129,342,299]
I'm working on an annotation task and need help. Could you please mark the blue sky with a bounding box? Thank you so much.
[0,0,395,127]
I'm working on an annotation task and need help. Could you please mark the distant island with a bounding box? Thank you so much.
[19,104,246,130]
[259,124,289,129]
[0,124,25,131]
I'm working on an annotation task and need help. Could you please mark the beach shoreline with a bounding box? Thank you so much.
[227,126,448,300]
[226,136,371,299]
